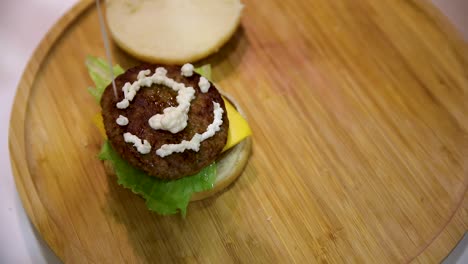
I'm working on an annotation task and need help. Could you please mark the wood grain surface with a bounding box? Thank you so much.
[9,0,468,263]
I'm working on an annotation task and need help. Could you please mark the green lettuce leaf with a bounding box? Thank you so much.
[99,141,217,216]
[85,55,124,102]
[194,64,212,81]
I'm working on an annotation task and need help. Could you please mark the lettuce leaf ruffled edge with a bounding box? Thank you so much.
[99,141,216,217]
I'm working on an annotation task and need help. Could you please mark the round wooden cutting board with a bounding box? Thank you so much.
[9,0,467,263]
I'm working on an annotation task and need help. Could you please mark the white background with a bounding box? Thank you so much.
[0,0,466,263]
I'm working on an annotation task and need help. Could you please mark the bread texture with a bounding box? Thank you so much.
[106,0,243,64]
[191,136,251,201]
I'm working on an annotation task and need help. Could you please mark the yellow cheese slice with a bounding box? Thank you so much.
[93,97,251,152]
[93,114,106,138]
[221,97,251,152]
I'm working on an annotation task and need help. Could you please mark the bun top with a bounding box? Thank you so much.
[106,0,244,64]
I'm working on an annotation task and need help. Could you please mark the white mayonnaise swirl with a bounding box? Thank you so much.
[156,101,224,157]
[198,76,211,93]
[116,66,224,157]
[123,132,151,154]
[116,115,129,126]
[181,63,194,77]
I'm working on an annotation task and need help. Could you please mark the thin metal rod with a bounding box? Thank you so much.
[95,0,118,99]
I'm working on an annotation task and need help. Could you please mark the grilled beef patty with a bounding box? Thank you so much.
[101,64,228,180]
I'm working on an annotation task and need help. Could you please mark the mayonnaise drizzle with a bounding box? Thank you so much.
[156,102,224,157]
[116,66,224,157]
[181,63,194,77]
[116,115,129,126]
[198,76,211,93]
[148,84,195,133]
[116,67,196,133]
[116,99,129,109]
[123,132,151,154]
